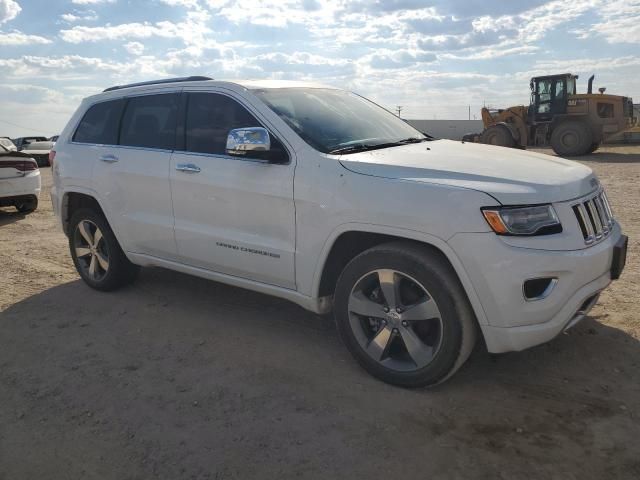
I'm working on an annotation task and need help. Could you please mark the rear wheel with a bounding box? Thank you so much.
[69,208,139,291]
[16,196,38,214]
[550,121,592,156]
[334,242,477,388]
[480,125,515,148]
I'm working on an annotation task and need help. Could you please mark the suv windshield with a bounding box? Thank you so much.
[253,88,427,154]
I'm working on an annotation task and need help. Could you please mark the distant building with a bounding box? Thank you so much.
[406,120,483,140]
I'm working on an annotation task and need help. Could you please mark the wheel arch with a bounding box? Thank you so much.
[61,189,108,236]
[312,224,489,327]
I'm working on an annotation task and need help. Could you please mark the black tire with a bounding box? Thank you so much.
[480,125,515,148]
[16,196,38,214]
[587,142,600,154]
[334,242,477,388]
[550,121,592,156]
[69,208,139,291]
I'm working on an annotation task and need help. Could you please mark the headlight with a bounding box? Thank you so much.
[481,205,562,236]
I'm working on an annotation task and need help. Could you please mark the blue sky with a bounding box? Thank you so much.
[0,0,638,137]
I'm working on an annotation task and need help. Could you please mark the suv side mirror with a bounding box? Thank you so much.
[226,127,270,156]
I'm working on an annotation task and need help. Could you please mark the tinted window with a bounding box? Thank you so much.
[120,94,178,150]
[73,100,124,145]
[253,88,424,154]
[185,93,262,155]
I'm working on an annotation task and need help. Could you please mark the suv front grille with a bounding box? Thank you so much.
[572,190,614,245]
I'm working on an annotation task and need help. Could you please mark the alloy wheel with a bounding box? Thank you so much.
[73,219,109,281]
[348,269,444,372]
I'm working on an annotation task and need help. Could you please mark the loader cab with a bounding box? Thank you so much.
[529,74,577,123]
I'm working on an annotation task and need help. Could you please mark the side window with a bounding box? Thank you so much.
[185,93,261,155]
[597,102,614,118]
[73,99,125,145]
[184,93,288,162]
[119,94,178,150]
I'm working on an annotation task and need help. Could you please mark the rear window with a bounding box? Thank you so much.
[119,94,178,150]
[73,99,124,145]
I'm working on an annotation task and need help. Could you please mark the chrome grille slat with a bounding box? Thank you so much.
[573,190,614,245]
[586,200,603,239]
[593,196,610,234]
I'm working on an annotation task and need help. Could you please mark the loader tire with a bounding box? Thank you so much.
[550,121,592,156]
[480,125,515,148]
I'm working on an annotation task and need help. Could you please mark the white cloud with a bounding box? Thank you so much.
[208,0,342,28]
[71,0,115,4]
[574,0,640,44]
[60,14,210,47]
[0,0,20,24]
[0,31,51,45]
[123,41,145,55]
[60,10,98,22]
[160,0,200,7]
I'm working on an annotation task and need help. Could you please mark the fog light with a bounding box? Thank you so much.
[523,277,557,301]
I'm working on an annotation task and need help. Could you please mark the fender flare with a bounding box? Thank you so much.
[310,222,490,326]
[60,186,117,236]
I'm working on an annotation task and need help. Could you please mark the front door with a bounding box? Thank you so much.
[170,91,296,289]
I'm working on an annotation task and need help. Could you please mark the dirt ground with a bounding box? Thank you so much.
[1,145,639,479]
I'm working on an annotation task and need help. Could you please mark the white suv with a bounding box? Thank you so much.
[51,77,627,387]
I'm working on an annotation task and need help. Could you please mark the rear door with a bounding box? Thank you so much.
[169,90,296,289]
[90,92,179,258]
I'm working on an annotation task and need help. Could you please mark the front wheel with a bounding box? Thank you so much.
[334,242,477,388]
[480,125,515,148]
[69,208,139,291]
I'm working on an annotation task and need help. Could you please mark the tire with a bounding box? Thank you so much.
[16,196,38,214]
[69,208,139,291]
[480,125,515,148]
[334,242,477,388]
[587,142,600,154]
[550,121,592,156]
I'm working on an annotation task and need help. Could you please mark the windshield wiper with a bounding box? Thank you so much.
[328,137,429,155]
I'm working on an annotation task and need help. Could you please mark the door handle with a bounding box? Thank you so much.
[175,163,201,173]
[99,154,119,163]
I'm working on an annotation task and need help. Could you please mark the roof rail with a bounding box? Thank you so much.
[103,76,213,92]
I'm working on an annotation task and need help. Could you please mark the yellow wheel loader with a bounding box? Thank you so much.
[465,74,637,156]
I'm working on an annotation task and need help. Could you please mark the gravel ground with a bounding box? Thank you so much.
[1,145,639,479]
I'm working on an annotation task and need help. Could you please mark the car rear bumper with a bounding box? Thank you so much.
[0,171,41,200]
[448,225,625,353]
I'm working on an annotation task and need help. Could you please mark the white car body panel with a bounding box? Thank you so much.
[51,78,626,355]
[341,140,596,204]
[0,155,41,200]
[92,144,177,259]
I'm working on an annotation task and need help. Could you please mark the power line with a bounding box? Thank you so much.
[0,118,55,135]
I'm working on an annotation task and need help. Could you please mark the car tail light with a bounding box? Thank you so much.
[49,150,56,166]
[3,159,38,172]
[22,159,39,171]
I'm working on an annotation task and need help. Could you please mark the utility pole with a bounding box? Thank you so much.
[395,106,403,118]
[468,105,471,120]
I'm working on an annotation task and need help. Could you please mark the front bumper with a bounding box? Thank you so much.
[449,224,625,353]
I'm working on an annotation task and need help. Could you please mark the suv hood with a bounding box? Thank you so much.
[339,140,596,204]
